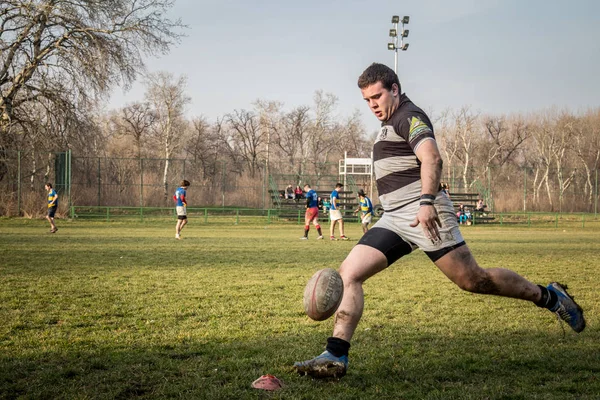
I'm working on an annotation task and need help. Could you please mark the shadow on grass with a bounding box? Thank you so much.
[1,329,599,400]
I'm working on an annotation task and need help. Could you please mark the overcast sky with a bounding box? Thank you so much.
[108,0,600,134]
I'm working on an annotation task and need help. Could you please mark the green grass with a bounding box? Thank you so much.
[0,219,599,399]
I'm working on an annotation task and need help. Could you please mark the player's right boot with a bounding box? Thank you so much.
[294,351,348,379]
[546,282,586,333]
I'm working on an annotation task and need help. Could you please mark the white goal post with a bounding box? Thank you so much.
[338,151,374,198]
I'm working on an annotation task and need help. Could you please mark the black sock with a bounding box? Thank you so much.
[304,228,309,238]
[535,285,558,309]
[326,337,351,357]
[317,227,322,236]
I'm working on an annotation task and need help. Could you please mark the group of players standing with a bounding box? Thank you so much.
[301,182,374,241]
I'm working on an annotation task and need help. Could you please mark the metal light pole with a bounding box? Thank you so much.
[388,15,410,74]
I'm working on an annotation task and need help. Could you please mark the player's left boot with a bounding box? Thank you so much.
[340,235,349,241]
[547,282,586,333]
[294,351,348,379]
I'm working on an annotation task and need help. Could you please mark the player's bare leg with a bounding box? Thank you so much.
[434,244,585,332]
[329,220,337,240]
[294,245,387,378]
[434,244,542,301]
[313,219,323,239]
[180,219,187,232]
[46,215,57,232]
[361,222,369,234]
[175,219,186,239]
[338,219,348,240]
[332,245,388,340]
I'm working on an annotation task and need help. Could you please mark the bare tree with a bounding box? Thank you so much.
[272,105,311,180]
[253,99,283,179]
[335,110,369,158]
[571,110,600,207]
[144,72,190,201]
[434,109,460,187]
[1,0,184,143]
[308,90,338,178]
[116,102,156,159]
[224,109,264,178]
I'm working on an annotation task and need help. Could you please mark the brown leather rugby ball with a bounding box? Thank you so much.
[303,268,344,321]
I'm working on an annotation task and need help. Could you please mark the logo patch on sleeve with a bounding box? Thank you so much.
[408,116,432,142]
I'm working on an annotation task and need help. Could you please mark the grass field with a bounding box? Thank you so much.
[1,218,599,399]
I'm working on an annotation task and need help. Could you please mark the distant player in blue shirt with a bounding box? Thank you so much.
[329,183,348,240]
[353,189,374,234]
[173,180,190,239]
[300,184,323,240]
[45,183,58,233]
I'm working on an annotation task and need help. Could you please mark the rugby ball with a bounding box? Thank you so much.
[303,268,344,321]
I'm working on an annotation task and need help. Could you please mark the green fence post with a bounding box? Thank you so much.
[298,209,302,224]
[236,209,239,224]
[106,207,110,222]
[68,149,72,217]
[204,208,208,223]
[595,169,598,217]
[17,150,21,216]
[582,213,585,228]
[140,158,144,208]
[528,213,531,227]
[140,206,144,222]
[500,213,503,225]
[555,213,558,228]
[267,209,271,224]
[523,167,527,212]
[97,157,101,206]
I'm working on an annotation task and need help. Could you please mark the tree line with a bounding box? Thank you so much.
[1,1,599,214]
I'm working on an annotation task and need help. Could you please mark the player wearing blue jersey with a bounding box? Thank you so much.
[300,184,323,240]
[173,180,190,239]
[45,183,58,233]
[353,189,374,234]
[329,183,348,241]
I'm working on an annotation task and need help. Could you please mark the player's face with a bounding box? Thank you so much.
[361,81,399,121]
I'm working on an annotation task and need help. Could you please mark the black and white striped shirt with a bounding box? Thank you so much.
[374,94,435,212]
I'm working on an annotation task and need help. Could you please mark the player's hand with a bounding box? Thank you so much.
[410,205,442,243]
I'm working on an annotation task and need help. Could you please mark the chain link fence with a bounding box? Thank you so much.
[1,150,598,217]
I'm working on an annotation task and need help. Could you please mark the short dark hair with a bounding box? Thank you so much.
[45,183,52,188]
[180,180,190,187]
[335,183,343,189]
[357,63,401,93]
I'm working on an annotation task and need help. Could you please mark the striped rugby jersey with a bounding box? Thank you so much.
[374,94,435,212]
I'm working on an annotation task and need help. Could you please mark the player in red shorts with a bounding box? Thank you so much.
[300,184,324,240]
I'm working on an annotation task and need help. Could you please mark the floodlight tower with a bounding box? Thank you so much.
[388,15,410,74]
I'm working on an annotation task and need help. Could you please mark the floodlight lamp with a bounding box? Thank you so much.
[392,15,400,23]
[389,28,397,37]
[388,43,396,50]
[402,16,410,24]
[402,29,409,38]
[401,43,409,51]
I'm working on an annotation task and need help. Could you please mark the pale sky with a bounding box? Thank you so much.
[108,0,600,134]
